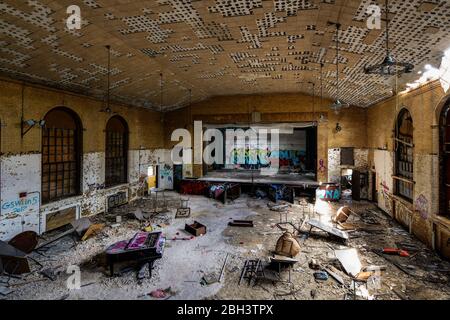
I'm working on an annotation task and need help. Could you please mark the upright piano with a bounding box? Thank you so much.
[105,231,165,278]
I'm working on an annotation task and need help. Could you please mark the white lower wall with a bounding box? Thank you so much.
[0,149,173,241]
[373,149,394,215]
[0,153,41,240]
[327,148,370,198]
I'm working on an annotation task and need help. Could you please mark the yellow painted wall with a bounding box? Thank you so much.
[367,81,450,259]
[0,78,164,155]
[164,92,368,180]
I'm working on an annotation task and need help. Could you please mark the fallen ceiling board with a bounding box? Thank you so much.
[307,219,350,240]
[335,248,362,277]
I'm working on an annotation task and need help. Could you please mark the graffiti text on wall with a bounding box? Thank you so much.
[160,164,173,183]
[316,189,341,201]
[1,194,40,215]
[229,148,306,170]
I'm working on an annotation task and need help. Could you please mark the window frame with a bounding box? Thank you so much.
[393,108,415,203]
[41,107,82,204]
[439,99,450,217]
[104,115,129,188]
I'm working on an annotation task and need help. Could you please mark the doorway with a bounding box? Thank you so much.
[341,169,353,200]
[340,169,363,201]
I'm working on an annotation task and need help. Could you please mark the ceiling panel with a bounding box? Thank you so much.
[0,0,449,111]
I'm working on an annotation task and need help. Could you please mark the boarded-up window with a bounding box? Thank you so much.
[395,109,414,202]
[42,108,82,204]
[340,148,354,166]
[105,116,128,187]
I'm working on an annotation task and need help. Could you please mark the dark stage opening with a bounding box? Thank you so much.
[202,123,318,187]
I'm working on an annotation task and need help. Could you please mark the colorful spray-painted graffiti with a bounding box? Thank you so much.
[160,164,173,182]
[379,180,393,215]
[318,159,326,173]
[415,194,429,220]
[316,184,341,202]
[158,164,174,190]
[229,148,270,167]
[229,148,307,170]
[269,185,294,203]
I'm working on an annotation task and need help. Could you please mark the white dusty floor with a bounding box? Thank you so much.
[2,192,450,300]
[1,194,260,300]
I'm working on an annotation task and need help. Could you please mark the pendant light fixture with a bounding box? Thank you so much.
[364,0,414,76]
[310,81,316,126]
[297,80,317,125]
[329,22,349,114]
[159,72,165,123]
[319,63,327,123]
[100,45,116,114]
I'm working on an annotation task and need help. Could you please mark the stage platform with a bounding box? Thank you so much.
[199,171,320,188]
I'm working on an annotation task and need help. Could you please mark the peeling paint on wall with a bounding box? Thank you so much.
[83,152,105,193]
[354,149,369,170]
[414,154,436,216]
[0,154,41,240]
[374,149,394,215]
[0,149,172,240]
[328,149,341,183]
[415,194,429,220]
[328,148,370,196]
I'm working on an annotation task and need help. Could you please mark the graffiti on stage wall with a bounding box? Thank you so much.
[229,148,307,170]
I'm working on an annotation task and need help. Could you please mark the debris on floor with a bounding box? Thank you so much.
[335,248,362,277]
[307,219,350,240]
[228,220,254,227]
[1,193,449,301]
[185,221,207,236]
[0,285,13,296]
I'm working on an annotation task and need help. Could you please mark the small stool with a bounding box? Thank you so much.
[176,197,191,218]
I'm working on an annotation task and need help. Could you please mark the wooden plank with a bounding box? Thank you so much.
[392,175,415,185]
[228,220,254,227]
[46,207,77,232]
[323,266,345,285]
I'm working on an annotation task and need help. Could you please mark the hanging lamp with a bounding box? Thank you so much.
[309,81,316,126]
[364,0,414,76]
[329,22,349,114]
[100,45,115,114]
[159,72,165,123]
[319,63,327,123]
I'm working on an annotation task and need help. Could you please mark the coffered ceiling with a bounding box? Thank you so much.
[0,0,449,111]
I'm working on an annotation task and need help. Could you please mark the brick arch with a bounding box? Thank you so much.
[394,108,414,202]
[104,115,129,187]
[42,106,83,204]
[438,97,450,217]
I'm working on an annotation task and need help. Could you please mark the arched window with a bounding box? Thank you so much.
[394,109,414,202]
[42,107,82,204]
[105,116,128,187]
[440,99,450,217]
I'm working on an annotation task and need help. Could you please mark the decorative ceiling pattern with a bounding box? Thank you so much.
[0,0,449,111]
